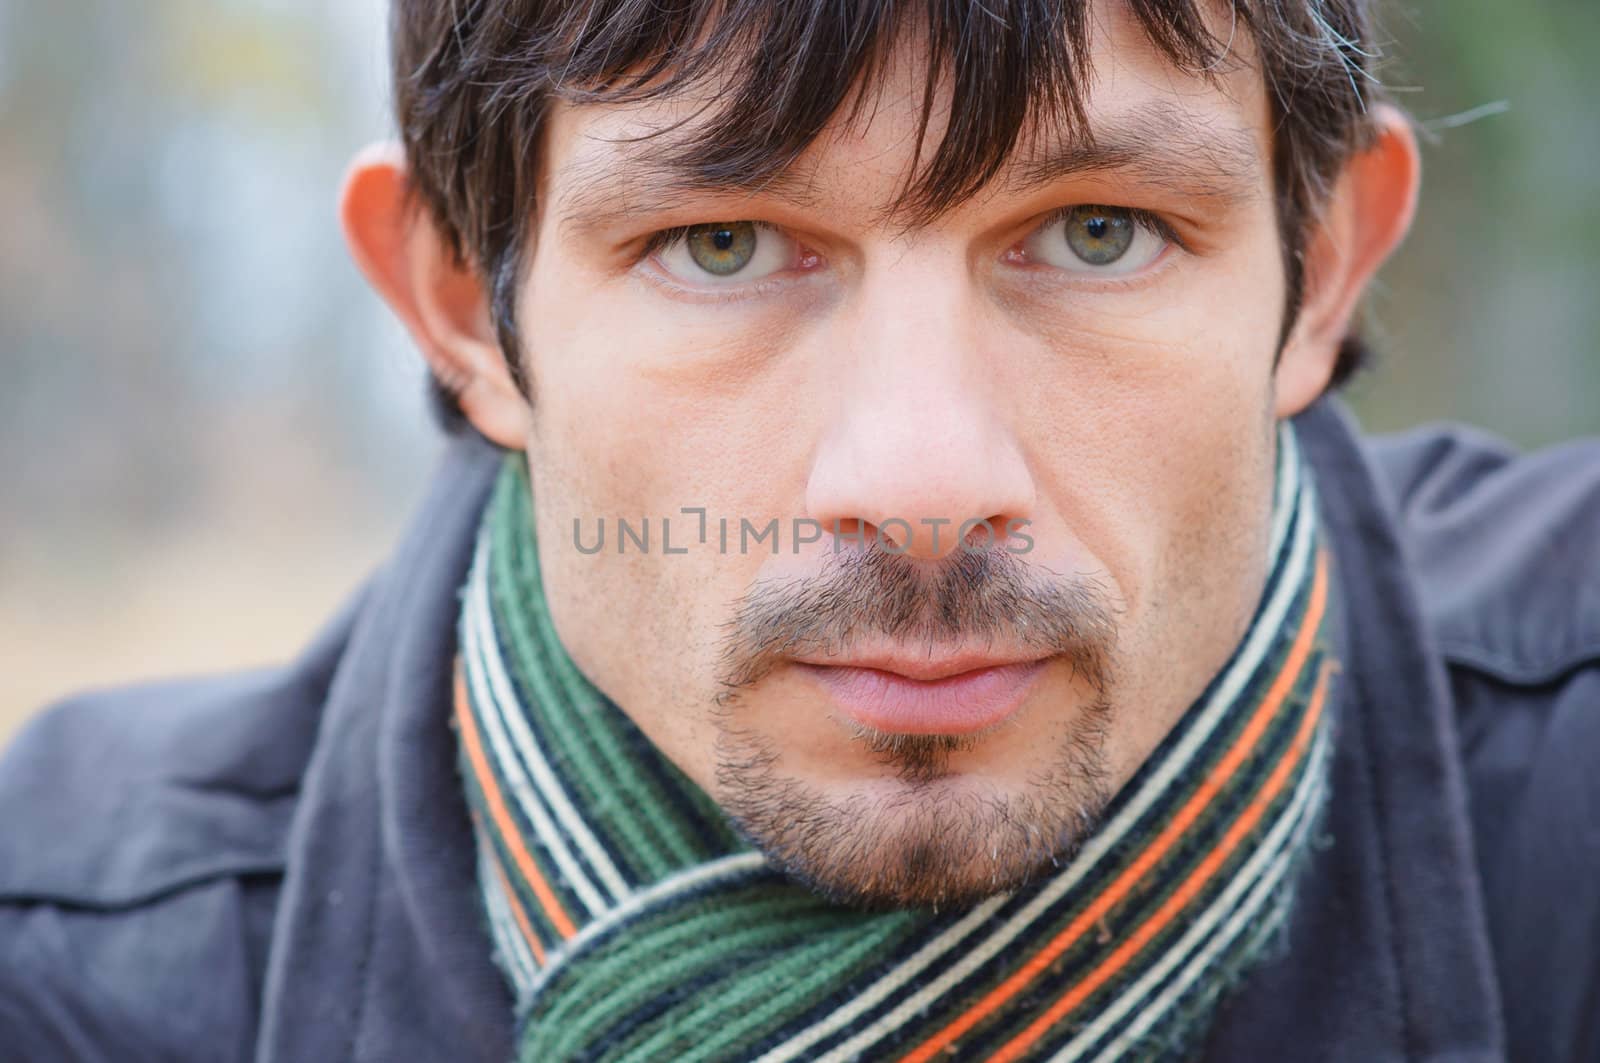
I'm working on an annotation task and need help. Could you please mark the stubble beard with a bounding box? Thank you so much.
[712,691,1118,911]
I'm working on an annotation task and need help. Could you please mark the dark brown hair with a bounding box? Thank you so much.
[392,0,1388,425]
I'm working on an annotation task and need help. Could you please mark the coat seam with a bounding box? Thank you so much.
[1352,660,1418,1061]
[0,863,286,911]
[1436,640,1600,688]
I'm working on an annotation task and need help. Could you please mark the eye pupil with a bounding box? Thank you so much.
[686,221,757,276]
[1063,207,1134,266]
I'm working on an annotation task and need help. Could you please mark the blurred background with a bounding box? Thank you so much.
[2,0,1597,738]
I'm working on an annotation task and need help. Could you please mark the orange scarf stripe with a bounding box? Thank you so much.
[454,671,579,941]
[900,550,1330,1063]
[486,836,549,967]
[986,660,1333,1062]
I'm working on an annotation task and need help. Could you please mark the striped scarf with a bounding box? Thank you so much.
[455,425,1335,1063]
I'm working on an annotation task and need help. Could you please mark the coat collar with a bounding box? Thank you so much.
[254,398,1504,1062]
[1202,399,1504,1061]
[255,428,515,1063]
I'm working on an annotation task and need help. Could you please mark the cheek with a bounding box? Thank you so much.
[1005,228,1284,613]
[515,263,825,774]
[1006,251,1282,778]
[523,421,740,781]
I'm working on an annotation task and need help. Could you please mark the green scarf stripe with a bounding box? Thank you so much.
[618,926,908,1063]
[512,871,919,1058]
[497,463,733,863]
[540,896,812,1037]
[491,468,739,876]
[483,525,651,884]
[499,558,713,876]
[533,889,816,1034]
[517,860,782,1009]
[667,919,915,1063]
[528,870,812,1024]
[532,895,858,1058]
[461,425,1336,1062]
[564,910,869,1062]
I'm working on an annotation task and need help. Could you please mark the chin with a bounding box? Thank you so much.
[712,701,1117,910]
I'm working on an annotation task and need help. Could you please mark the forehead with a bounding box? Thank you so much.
[540,0,1271,227]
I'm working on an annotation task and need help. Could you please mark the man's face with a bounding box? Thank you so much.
[516,5,1287,907]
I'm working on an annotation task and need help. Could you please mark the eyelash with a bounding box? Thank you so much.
[635,206,1188,277]
[638,222,784,261]
[1033,204,1190,255]
[638,226,686,260]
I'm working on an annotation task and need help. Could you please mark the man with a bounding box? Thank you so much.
[1,0,1596,1060]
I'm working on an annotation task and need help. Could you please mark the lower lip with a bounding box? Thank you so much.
[799,660,1049,736]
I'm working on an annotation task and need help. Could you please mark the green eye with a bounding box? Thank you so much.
[685,222,758,276]
[1062,207,1135,266]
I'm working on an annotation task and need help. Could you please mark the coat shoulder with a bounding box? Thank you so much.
[0,589,361,1059]
[1363,422,1600,684]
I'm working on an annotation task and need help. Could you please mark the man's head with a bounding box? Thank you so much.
[342,0,1417,908]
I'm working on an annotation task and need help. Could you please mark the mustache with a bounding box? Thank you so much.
[715,546,1120,701]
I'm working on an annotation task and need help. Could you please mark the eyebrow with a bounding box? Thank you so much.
[555,151,828,240]
[1008,101,1264,206]
[554,100,1264,240]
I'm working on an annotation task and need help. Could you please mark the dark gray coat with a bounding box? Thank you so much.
[2,398,1597,1062]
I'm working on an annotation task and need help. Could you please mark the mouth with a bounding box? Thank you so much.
[791,650,1052,736]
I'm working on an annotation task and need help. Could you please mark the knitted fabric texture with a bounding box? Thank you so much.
[455,425,1335,1063]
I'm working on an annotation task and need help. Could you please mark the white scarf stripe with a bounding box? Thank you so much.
[465,538,611,917]
[1058,720,1333,1062]
[776,465,1317,1063]
[468,536,635,905]
[475,823,539,997]
[753,894,1011,1063]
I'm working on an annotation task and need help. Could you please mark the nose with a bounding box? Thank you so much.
[805,258,1035,561]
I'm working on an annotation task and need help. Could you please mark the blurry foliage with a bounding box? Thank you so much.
[1358,0,1600,445]
[0,0,427,557]
[0,0,429,720]
[0,0,1595,722]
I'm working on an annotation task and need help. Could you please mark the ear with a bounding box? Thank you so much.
[1274,104,1421,417]
[338,141,533,447]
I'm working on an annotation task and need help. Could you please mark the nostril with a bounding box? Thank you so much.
[954,514,1032,557]
[803,412,1037,561]
[832,513,1024,559]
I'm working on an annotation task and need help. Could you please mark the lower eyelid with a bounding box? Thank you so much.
[636,263,800,304]
[1025,246,1177,290]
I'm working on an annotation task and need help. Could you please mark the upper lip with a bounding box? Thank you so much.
[788,647,1052,681]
